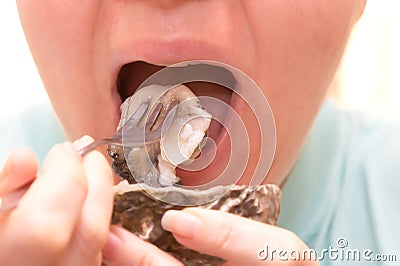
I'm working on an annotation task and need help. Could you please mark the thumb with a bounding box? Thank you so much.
[161,208,311,265]
[0,147,38,196]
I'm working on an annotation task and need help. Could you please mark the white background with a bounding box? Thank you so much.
[0,1,399,120]
[0,1,49,118]
[331,0,400,121]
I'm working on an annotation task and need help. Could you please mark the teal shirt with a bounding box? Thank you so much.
[1,101,399,265]
[0,104,65,163]
[279,102,400,265]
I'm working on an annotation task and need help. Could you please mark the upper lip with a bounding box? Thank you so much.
[110,38,236,95]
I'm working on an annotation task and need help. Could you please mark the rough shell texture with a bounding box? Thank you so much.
[112,183,281,266]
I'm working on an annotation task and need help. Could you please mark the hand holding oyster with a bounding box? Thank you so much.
[108,84,281,265]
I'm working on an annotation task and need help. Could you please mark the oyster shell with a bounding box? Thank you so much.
[112,182,281,265]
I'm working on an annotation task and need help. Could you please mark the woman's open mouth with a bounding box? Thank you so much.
[114,61,235,186]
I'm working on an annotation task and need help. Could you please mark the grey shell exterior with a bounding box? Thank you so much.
[112,184,281,266]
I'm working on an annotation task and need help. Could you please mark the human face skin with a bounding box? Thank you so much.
[16,1,365,186]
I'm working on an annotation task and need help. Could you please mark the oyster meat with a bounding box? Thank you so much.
[108,84,211,187]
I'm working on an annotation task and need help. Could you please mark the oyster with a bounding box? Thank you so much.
[112,181,281,265]
[109,84,211,187]
[109,85,281,265]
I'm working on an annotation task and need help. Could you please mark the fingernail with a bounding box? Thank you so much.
[161,210,201,238]
[102,229,122,261]
[79,135,95,145]
[73,135,94,150]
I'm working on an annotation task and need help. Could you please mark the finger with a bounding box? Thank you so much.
[61,136,114,265]
[0,142,88,265]
[0,184,29,212]
[103,225,183,266]
[161,208,309,265]
[0,146,38,196]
